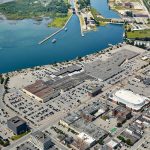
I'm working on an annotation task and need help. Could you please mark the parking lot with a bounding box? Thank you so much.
[5,79,104,127]
[0,108,14,140]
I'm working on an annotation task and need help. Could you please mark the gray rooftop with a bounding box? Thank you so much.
[84,49,138,81]
[79,102,106,115]
[8,116,26,127]
[31,130,51,144]
[70,118,108,140]
[53,65,82,76]
[62,112,81,125]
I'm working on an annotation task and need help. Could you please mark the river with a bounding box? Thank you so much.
[0,0,124,73]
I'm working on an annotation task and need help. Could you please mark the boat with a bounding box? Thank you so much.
[65,28,68,31]
[108,44,113,47]
[52,39,57,43]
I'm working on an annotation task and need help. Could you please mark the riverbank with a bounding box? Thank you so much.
[91,8,110,26]
[2,42,126,76]
[0,0,124,73]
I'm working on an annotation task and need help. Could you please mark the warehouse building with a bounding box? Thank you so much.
[23,80,60,103]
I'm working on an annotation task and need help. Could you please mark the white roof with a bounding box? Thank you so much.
[114,89,145,105]
[78,132,95,144]
[94,109,105,117]
[107,140,118,148]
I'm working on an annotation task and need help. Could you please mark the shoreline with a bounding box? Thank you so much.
[1,42,126,76]
[0,0,125,74]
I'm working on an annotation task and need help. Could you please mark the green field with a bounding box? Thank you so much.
[126,29,150,39]
[77,0,91,10]
[0,0,70,20]
[11,130,31,141]
[48,12,72,28]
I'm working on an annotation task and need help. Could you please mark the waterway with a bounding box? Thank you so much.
[91,0,120,18]
[0,0,124,73]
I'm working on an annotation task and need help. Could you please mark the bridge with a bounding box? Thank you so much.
[108,18,125,24]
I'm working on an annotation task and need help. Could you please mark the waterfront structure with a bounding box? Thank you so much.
[7,116,28,135]
[109,89,149,111]
[30,130,53,150]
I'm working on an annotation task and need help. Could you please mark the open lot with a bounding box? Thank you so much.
[126,29,150,39]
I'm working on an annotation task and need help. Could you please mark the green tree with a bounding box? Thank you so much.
[126,139,132,146]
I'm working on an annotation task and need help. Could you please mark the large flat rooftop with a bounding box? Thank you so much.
[84,49,139,81]
[24,80,56,101]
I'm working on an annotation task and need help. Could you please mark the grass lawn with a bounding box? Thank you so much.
[126,29,150,39]
[11,130,31,141]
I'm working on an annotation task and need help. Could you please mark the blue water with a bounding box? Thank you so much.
[91,0,120,18]
[0,0,124,73]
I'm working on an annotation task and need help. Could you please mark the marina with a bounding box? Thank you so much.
[0,0,124,73]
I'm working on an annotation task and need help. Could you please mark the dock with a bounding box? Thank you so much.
[38,14,73,45]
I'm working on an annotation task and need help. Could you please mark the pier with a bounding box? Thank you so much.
[74,0,85,36]
[38,14,73,45]
[38,0,85,45]
[109,18,125,24]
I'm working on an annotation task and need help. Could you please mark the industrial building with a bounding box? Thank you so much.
[30,130,53,150]
[23,80,60,103]
[53,65,82,76]
[23,71,95,103]
[84,49,139,81]
[7,116,28,135]
[109,89,149,111]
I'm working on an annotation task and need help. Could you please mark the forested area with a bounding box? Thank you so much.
[77,0,91,10]
[0,0,70,20]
